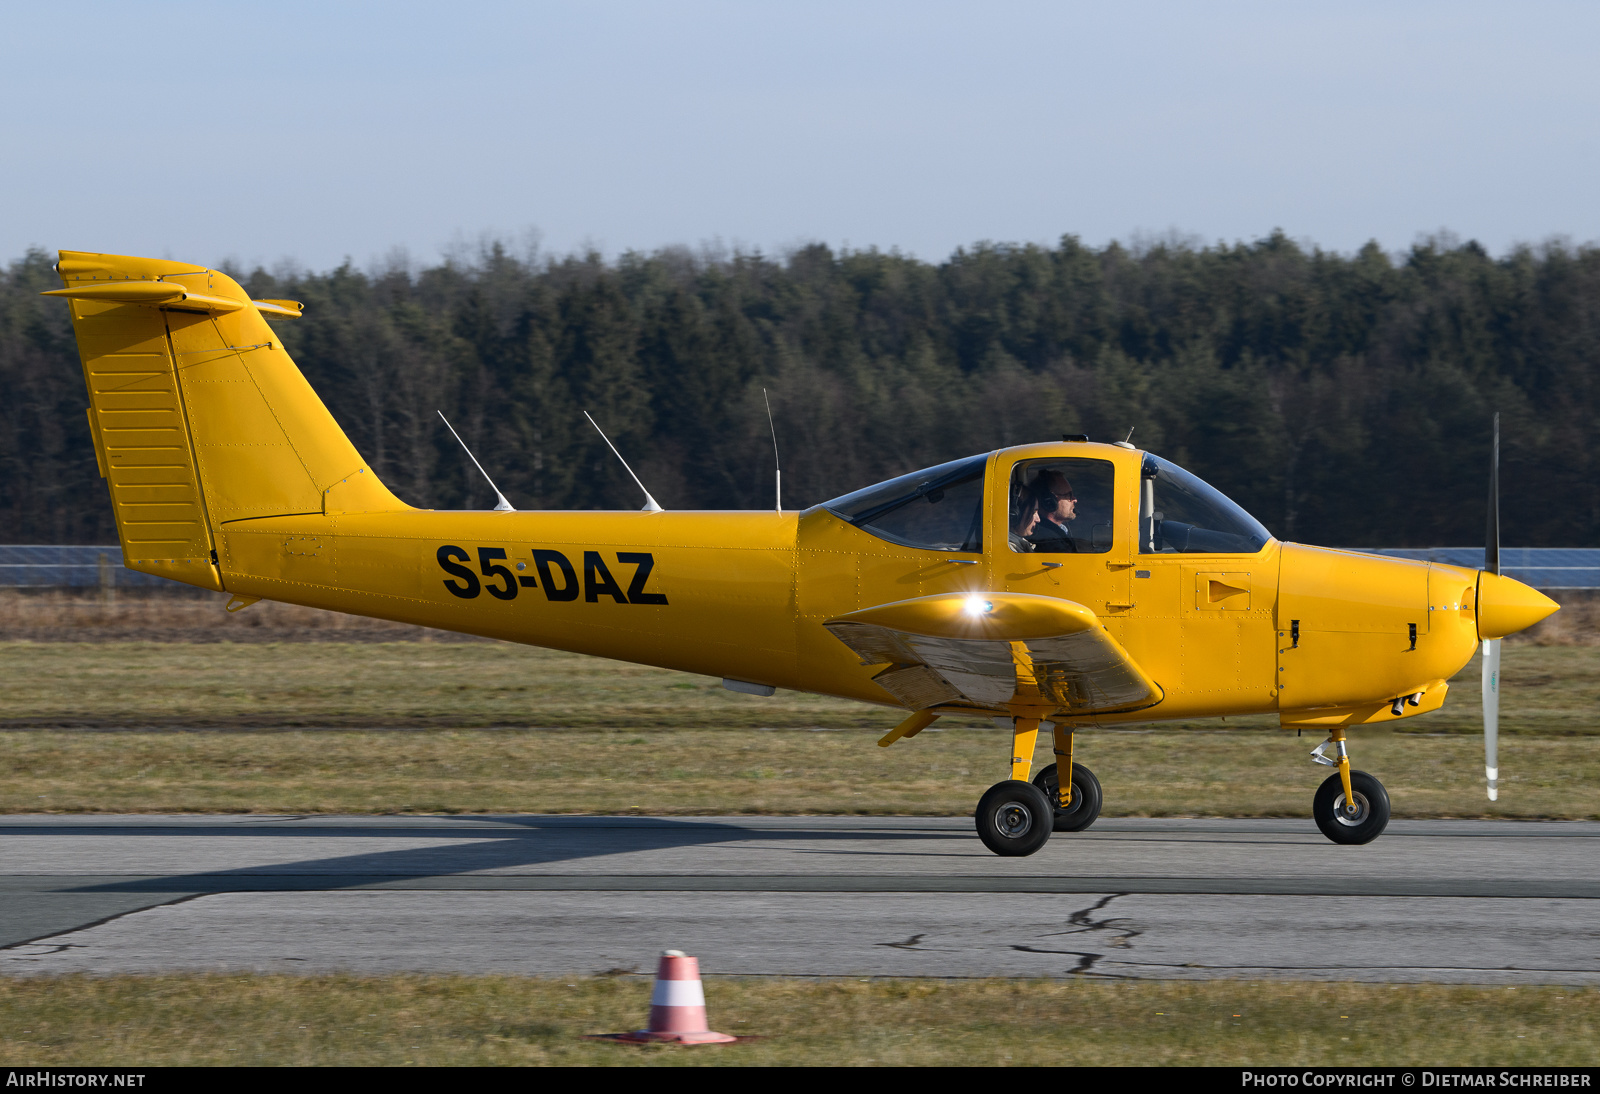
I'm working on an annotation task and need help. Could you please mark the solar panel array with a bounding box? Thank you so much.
[3,544,1598,589]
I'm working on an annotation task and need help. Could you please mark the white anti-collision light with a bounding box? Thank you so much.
[964,596,993,617]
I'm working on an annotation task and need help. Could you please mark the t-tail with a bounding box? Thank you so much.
[46,250,407,591]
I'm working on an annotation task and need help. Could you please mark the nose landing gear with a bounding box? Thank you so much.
[1310,727,1391,844]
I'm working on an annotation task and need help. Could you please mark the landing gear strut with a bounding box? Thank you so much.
[1309,727,1391,844]
[1030,720,1102,831]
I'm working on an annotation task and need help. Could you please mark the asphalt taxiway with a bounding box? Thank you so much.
[2,815,1595,983]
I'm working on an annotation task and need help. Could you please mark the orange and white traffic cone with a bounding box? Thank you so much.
[614,950,737,1044]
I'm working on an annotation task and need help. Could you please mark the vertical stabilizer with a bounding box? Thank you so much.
[49,250,408,591]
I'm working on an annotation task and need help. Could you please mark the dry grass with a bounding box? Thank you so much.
[1,639,1594,734]
[0,974,1593,1066]
[2,722,1595,817]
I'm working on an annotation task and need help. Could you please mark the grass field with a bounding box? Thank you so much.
[0,641,1594,816]
[0,975,1593,1067]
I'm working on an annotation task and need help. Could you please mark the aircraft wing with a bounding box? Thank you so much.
[824,592,1163,715]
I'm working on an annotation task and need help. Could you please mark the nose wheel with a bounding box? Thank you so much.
[1313,769,1390,844]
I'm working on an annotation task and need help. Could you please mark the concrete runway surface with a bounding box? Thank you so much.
[1,815,1596,983]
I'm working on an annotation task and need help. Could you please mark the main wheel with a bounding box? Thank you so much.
[1032,762,1104,832]
[975,780,1054,856]
[1313,770,1391,845]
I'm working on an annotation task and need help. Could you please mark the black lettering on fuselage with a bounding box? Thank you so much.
[478,546,517,600]
[583,551,629,603]
[532,549,580,601]
[617,552,669,605]
[437,545,479,598]
[435,546,666,606]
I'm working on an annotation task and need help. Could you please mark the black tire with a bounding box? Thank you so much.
[1032,762,1104,832]
[975,780,1054,857]
[1313,770,1391,845]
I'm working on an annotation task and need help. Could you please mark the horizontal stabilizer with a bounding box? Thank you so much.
[42,281,302,319]
[824,592,1163,715]
[255,299,304,319]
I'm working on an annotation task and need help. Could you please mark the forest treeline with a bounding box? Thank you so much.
[3,231,1598,547]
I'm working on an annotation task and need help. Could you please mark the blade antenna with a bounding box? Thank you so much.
[764,387,782,512]
[1483,411,1500,802]
[438,411,514,512]
[583,411,663,512]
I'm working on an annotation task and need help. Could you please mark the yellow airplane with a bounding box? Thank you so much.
[46,250,1560,857]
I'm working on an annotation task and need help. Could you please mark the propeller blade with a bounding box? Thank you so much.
[1486,412,1500,577]
[1484,412,1500,802]
[1482,636,1500,802]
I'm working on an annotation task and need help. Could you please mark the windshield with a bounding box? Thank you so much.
[1140,454,1271,554]
[820,453,989,553]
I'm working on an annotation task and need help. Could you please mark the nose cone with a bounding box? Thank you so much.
[1477,571,1560,639]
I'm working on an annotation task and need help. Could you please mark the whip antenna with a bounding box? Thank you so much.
[764,387,782,512]
[583,411,663,512]
[438,411,513,511]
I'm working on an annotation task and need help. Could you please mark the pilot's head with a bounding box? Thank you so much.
[1036,471,1077,524]
[1012,492,1040,537]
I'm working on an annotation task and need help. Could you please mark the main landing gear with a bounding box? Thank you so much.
[1309,727,1391,844]
[975,718,1101,856]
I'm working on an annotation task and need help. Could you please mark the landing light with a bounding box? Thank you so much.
[965,596,993,617]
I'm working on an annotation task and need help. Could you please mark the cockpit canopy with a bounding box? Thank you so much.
[818,448,1272,556]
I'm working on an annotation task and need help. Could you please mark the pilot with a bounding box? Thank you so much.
[1028,470,1077,552]
[1009,489,1040,552]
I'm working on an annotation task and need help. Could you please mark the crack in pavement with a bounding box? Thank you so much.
[1007,894,1147,977]
[8,943,85,957]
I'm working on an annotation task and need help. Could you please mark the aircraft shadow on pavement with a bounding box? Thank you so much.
[40,817,952,895]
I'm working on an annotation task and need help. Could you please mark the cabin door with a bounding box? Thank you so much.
[994,452,1133,635]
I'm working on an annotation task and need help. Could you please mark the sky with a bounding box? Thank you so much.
[3,1,1598,272]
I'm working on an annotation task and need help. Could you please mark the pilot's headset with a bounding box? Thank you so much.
[1011,477,1043,523]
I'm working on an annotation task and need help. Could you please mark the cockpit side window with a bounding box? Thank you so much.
[821,453,989,553]
[1139,454,1271,554]
[1009,457,1116,554]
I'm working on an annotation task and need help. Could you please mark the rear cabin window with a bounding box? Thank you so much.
[1009,457,1116,553]
[821,453,989,553]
